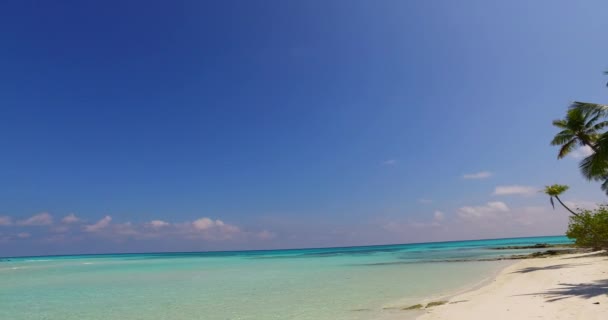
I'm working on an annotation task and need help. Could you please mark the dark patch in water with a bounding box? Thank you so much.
[348,248,587,266]
[249,247,406,259]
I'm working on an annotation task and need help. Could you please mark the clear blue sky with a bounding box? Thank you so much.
[1,0,608,256]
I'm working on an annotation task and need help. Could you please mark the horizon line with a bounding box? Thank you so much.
[0,234,568,260]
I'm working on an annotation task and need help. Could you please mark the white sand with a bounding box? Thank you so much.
[417,252,608,320]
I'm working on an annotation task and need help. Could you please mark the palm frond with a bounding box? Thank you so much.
[557,139,577,158]
[554,102,608,168]
[569,101,608,116]
[550,131,575,146]
[566,108,586,125]
[584,111,602,128]
[591,120,608,132]
[552,119,569,129]
[579,151,608,180]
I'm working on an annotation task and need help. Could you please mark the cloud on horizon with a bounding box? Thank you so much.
[146,220,170,228]
[17,212,53,226]
[0,199,585,257]
[85,216,112,232]
[0,212,274,253]
[376,199,574,248]
[61,214,80,224]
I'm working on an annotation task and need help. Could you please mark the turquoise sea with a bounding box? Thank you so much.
[0,236,571,320]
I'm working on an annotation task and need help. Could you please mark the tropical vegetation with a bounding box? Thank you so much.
[566,205,608,250]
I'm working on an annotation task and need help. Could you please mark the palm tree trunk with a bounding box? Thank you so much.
[555,196,580,217]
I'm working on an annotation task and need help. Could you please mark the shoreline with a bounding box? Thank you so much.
[378,246,584,318]
[381,260,516,319]
[376,260,515,320]
[413,251,608,319]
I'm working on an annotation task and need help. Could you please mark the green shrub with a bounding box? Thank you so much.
[566,205,608,250]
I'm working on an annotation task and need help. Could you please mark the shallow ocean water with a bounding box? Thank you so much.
[0,236,571,320]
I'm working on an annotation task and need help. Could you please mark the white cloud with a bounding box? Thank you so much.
[17,232,31,239]
[212,220,240,235]
[458,201,510,220]
[82,218,139,239]
[17,212,53,226]
[77,215,246,241]
[433,211,445,222]
[382,159,397,166]
[0,216,12,226]
[569,145,594,159]
[188,218,241,240]
[463,171,492,179]
[192,217,215,230]
[9,212,268,245]
[159,217,243,241]
[85,216,112,232]
[62,214,80,224]
[493,185,537,196]
[147,220,170,228]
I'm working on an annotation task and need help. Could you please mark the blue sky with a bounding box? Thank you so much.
[1,1,608,256]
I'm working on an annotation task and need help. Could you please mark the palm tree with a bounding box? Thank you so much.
[569,101,608,116]
[551,72,608,196]
[544,184,579,217]
[551,104,608,158]
[561,102,608,194]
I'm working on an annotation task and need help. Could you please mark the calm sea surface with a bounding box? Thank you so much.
[0,236,571,320]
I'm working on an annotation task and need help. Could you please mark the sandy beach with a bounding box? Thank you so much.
[417,251,608,320]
